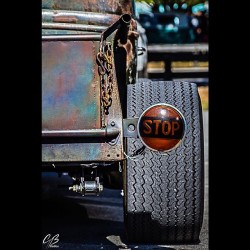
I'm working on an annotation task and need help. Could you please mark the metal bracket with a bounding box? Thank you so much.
[123,118,139,138]
[68,166,104,196]
[69,176,103,196]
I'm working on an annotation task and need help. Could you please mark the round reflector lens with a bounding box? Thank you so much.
[138,103,185,152]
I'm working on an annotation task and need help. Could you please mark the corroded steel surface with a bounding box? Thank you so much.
[42,40,100,130]
[42,0,134,15]
[42,32,125,162]
[42,1,137,162]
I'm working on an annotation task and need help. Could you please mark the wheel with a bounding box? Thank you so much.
[124,79,204,244]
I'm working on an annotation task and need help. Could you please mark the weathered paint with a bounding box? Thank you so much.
[42,1,137,162]
[42,0,135,16]
[42,40,100,130]
[42,31,124,161]
[42,143,101,162]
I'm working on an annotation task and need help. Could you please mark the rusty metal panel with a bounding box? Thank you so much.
[42,0,134,15]
[42,40,101,130]
[42,99,125,162]
[42,31,125,162]
[42,62,125,162]
[42,139,124,162]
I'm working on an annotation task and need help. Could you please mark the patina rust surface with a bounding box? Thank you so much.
[42,0,134,15]
[42,40,100,130]
[42,0,137,162]
[42,32,125,162]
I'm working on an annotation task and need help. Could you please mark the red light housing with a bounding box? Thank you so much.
[138,103,186,152]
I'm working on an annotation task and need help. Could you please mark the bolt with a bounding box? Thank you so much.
[110,121,115,126]
[128,124,135,131]
[110,139,116,143]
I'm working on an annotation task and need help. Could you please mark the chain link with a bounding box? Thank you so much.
[97,41,114,116]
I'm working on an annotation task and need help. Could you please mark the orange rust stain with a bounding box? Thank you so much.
[53,16,78,23]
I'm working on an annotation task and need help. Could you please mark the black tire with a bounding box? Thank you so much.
[124,80,204,244]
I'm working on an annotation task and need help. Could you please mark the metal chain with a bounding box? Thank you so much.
[96,14,132,124]
[97,40,114,116]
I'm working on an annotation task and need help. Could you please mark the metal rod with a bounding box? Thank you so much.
[42,22,106,32]
[42,9,119,26]
[42,128,120,138]
[42,34,101,41]
[147,44,209,53]
[118,14,131,44]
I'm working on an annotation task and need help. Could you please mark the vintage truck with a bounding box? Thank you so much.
[42,0,204,244]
